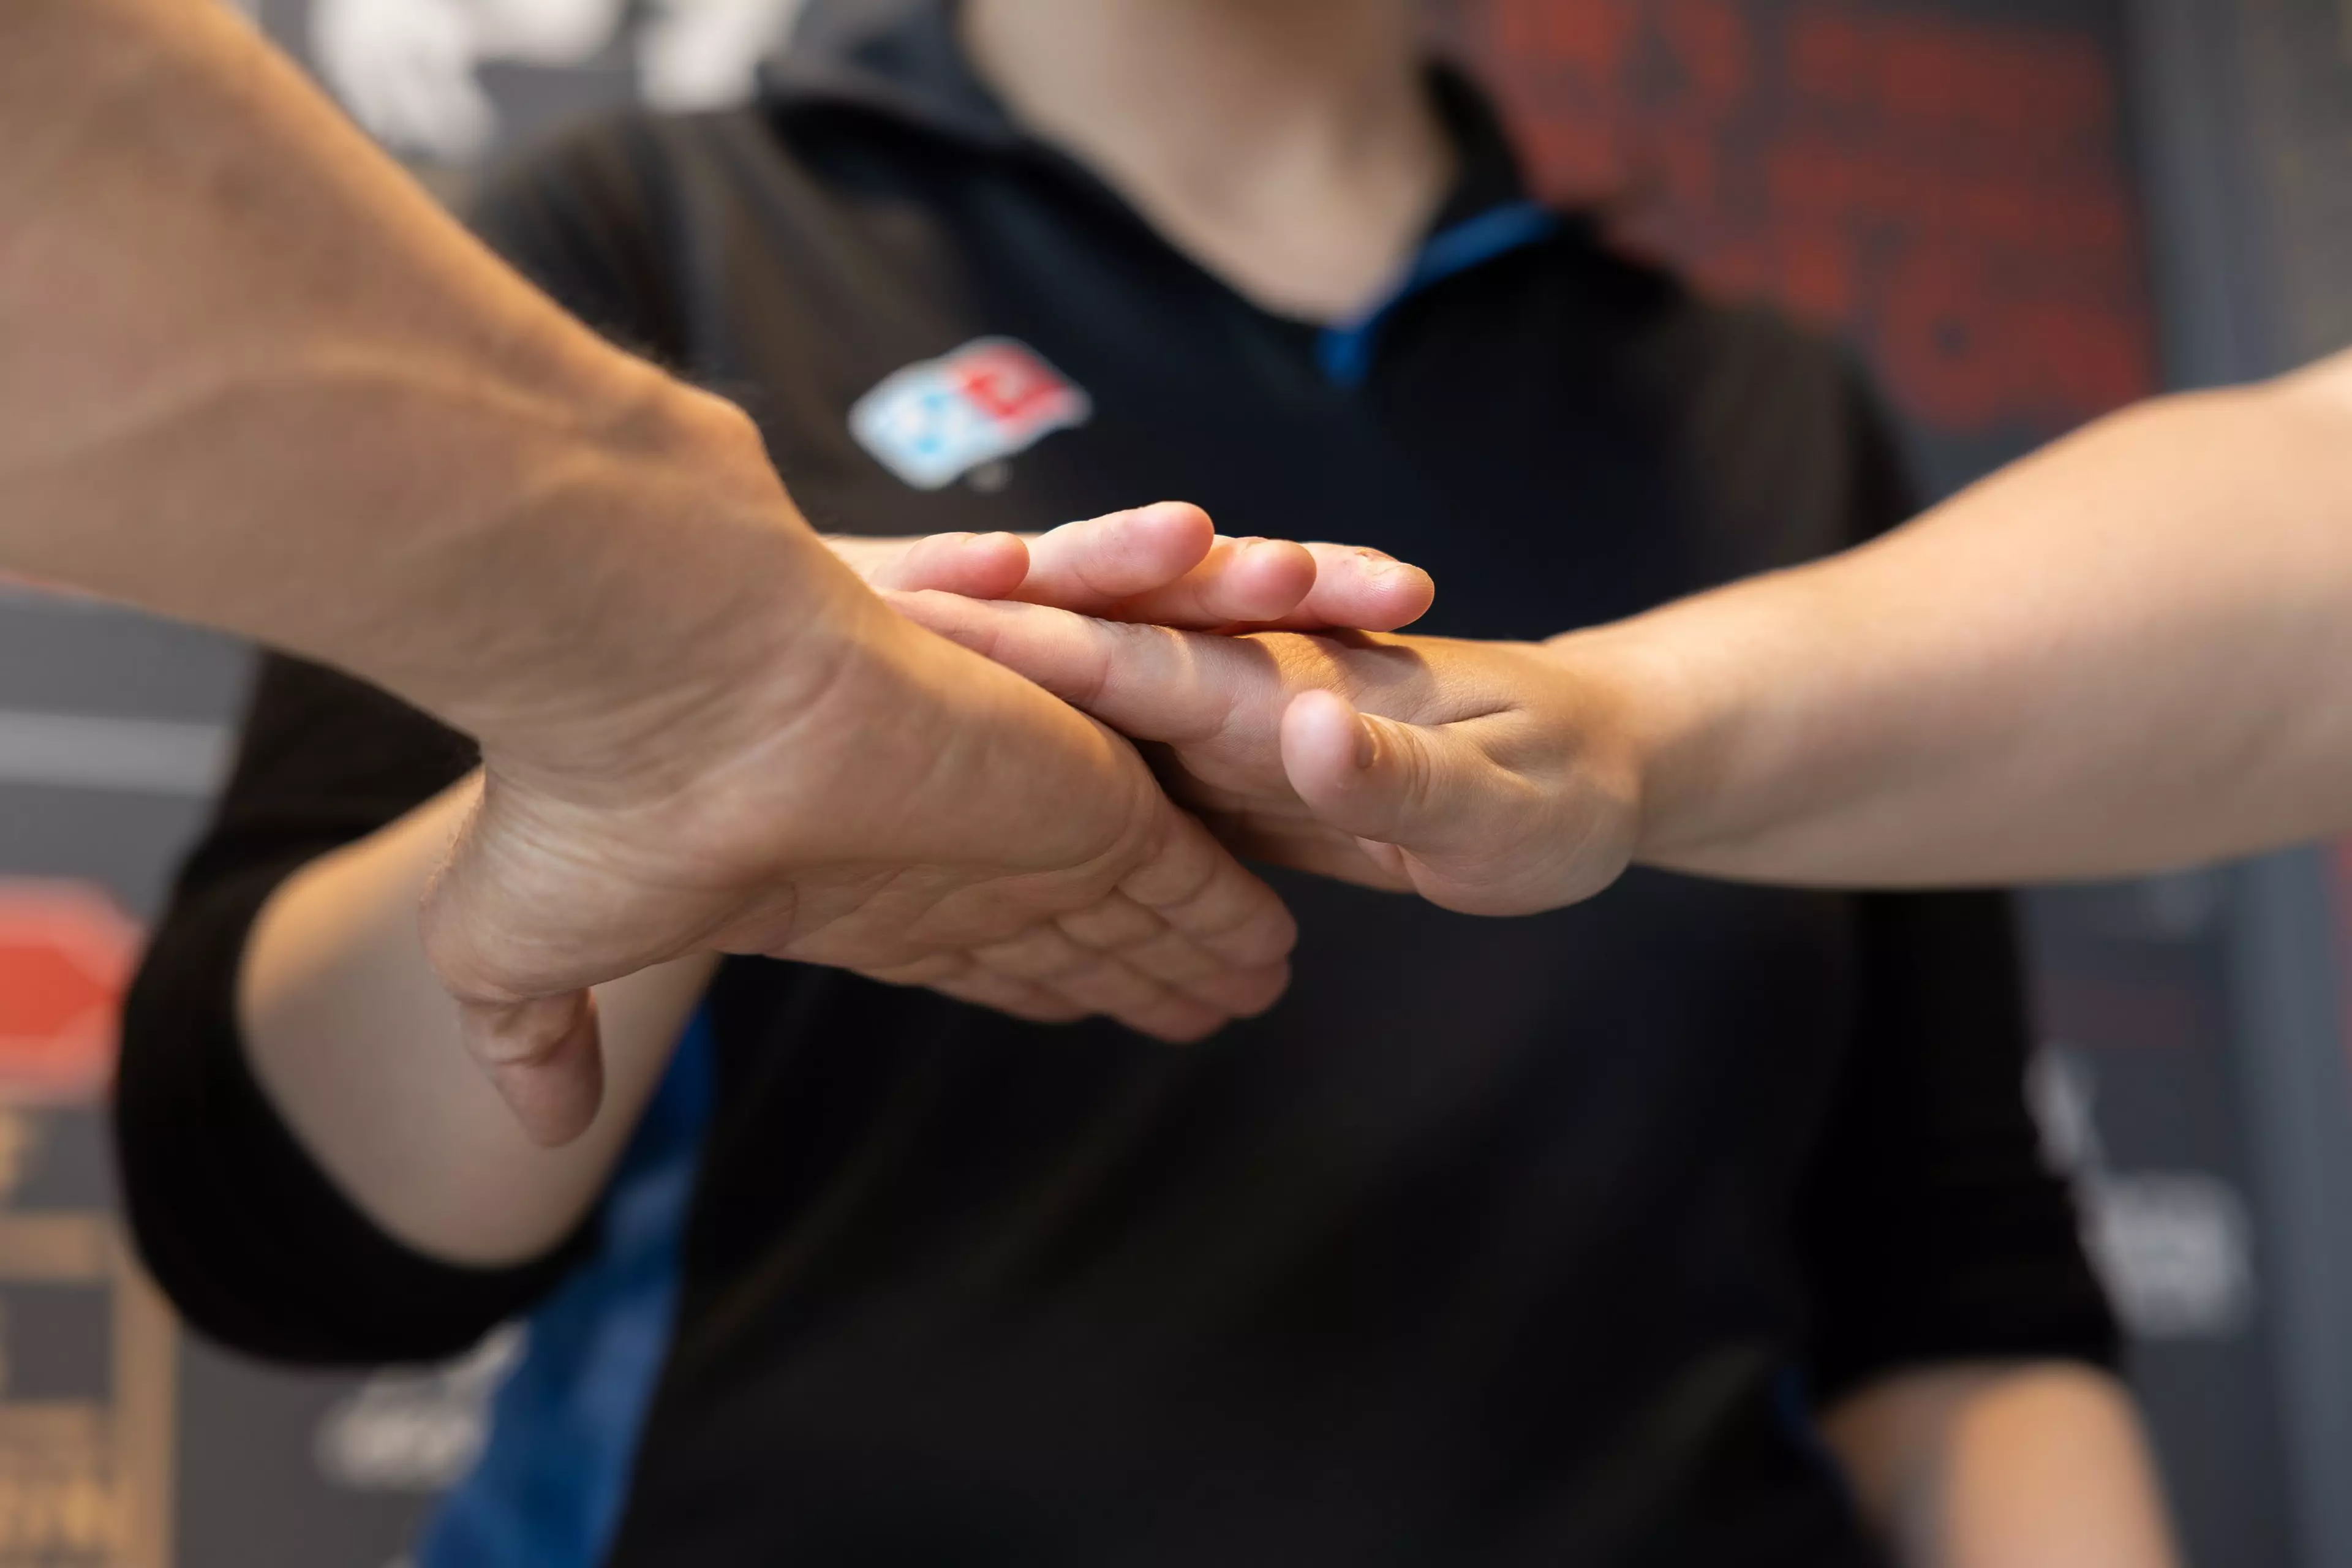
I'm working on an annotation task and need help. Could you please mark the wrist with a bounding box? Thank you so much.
[390,372,861,798]
[1538,622,1709,872]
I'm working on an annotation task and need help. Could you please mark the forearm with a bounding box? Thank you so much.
[1580,355,2352,884]
[239,780,714,1265]
[0,0,830,756]
[1820,1363,2177,1568]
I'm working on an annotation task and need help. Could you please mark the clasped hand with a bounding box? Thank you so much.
[894,548,1651,918]
[421,498,1436,1145]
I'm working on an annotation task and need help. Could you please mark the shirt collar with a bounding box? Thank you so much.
[763,0,1539,221]
[760,0,1024,148]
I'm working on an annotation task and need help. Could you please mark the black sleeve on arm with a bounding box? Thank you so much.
[1796,891,2120,1405]
[115,123,690,1368]
[466,116,687,363]
[1796,366,2116,1403]
[115,657,589,1368]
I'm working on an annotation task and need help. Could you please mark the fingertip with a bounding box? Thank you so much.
[462,991,606,1147]
[1132,993,1230,1045]
[969,531,1033,597]
[938,530,1031,600]
[1303,551,1435,631]
[1280,688,1371,802]
[1212,537,1318,623]
[1030,502,1216,601]
[1134,502,1217,556]
[1353,560,1436,631]
[1191,959,1292,1020]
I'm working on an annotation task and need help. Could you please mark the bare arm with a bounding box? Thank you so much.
[10,0,1332,1148]
[0,0,765,722]
[241,780,715,1266]
[1602,349,2352,886]
[232,515,1425,1266]
[902,350,2352,912]
[1821,1363,2179,1568]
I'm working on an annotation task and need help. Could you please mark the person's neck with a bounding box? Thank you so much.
[961,0,1453,322]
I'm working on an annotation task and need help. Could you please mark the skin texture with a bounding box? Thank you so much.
[0,0,1428,1148]
[926,9,2176,1557]
[1821,1365,2181,1568]
[1609,349,2352,886]
[912,348,2352,916]
[962,0,1453,321]
[20,0,2182,1550]
[243,507,1427,1265]
[883,602,1645,915]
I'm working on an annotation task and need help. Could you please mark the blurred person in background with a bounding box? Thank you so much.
[116,1,2177,1564]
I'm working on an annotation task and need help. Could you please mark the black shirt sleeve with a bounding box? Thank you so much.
[464,116,687,364]
[1793,366,2118,1402]
[1796,890,2120,1403]
[115,657,594,1365]
[112,130,685,1368]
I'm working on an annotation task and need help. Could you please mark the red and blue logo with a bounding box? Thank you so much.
[850,337,1092,491]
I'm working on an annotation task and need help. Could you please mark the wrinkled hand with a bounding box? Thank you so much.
[417,475,1430,1147]
[891,596,1648,917]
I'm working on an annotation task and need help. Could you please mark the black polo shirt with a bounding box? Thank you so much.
[115,2,2116,1564]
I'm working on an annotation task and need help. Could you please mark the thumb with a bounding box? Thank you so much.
[456,992,607,1149]
[1278,689,1561,916]
[419,787,611,1147]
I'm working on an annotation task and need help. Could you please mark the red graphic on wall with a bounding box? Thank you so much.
[1439,0,2158,437]
[0,881,142,1103]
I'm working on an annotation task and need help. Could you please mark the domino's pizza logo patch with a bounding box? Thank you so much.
[851,337,1093,491]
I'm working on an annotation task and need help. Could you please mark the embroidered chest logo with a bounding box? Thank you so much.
[850,337,1092,491]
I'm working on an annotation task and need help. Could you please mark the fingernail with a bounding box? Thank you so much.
[1354,714,1377,770]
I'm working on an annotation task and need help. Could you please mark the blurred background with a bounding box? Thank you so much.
[0,0,2347,1562]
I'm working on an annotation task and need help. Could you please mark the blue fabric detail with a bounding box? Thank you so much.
[1771,1362,1863,1516]
[1316,199,1561,388]
[415,1008,718,1568]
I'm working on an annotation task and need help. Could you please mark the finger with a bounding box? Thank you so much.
[965,925,1235,1042]
[458,990,606,1147]
[1017,509,1431,631]
[1013,502,1218,608]
[418,780,655,1142]
[1049,888,1291,1021]
[1281,691,1570,916]
[1238,543,1436,633]
[934,972,1093,1026]
[1116,805,1301,970]
[889,592,1280,744]
[1106,990,1233,1044]
[1052,889,1169,951]
[1172,959,1292,1020]
[1281,689,1464,848]
[886,957,1093,1025]
[1090,535,1319,627]
[833,532,1032,597]
[1208,815,1420,894]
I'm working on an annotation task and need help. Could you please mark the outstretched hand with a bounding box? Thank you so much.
[825,502,1435,632]
[418,478,1437,1147]
[890,593,1648,917]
